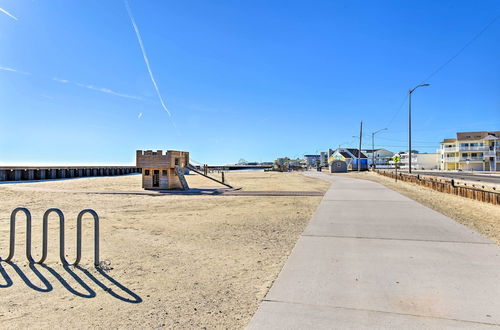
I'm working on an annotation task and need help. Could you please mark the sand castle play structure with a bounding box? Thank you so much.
[1,207,100,267]
[136,150,190,190]
[136,149,233,190]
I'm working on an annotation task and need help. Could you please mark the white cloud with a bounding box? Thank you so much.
[0,7,18,21]
[138,112,143,119]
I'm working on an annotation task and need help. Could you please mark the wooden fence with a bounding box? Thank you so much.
[376,170,500,206]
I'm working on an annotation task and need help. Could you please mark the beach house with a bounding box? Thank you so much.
[439,131,500,171]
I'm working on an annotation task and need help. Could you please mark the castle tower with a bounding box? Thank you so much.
[136,150,190,190]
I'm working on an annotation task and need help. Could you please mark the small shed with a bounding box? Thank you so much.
[330,160,347,173]
[136,150,190,190]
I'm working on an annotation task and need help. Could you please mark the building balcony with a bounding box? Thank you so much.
[483,150,497,157]
[460,157,483,162]
[459,146,490,151]
[443,146,494,153]
[444,157,459,162]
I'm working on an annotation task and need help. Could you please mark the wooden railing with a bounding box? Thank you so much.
[376,170,500,206]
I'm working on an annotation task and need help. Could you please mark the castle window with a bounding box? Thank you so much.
[175,158,179,165]
[145,170,150,176]
[162,170,167,176]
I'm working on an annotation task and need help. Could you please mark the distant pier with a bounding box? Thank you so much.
[0,166,140,182]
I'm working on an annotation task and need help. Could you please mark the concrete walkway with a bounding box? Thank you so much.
[248,173,500,329]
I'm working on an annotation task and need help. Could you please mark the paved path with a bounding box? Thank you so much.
[248,173,500,329]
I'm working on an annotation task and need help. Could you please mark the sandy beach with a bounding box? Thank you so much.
[0,171,329,329]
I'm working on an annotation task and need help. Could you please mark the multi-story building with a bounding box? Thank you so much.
[439,131,500,171]
[399,152,439,170]
[362,148,394,168]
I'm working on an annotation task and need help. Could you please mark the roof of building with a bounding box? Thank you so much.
[440,131,500,143]
[346,148,368,158]
[362,148,392,153]
[456,131,500,141]
[340,151,352,159]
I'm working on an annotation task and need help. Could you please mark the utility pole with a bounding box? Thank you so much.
[372,133,375,169]
[408,84,430,174]
[358,121,363,172]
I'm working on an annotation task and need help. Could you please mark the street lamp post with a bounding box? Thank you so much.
[358,121,363,172]
[371,128,387,169]
[408,83,430,174]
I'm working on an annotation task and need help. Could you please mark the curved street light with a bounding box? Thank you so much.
[408,84,430,173]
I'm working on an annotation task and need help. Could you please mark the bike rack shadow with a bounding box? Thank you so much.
[1,207,142,303]
[0,261,142,303]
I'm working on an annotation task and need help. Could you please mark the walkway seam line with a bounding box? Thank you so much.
[301,234,494,245]
[262,299,500,327]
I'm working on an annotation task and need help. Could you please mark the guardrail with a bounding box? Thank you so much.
[1,207,100,266]
[376,170,500,205]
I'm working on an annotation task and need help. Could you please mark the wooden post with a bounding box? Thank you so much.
[222,171,225,183]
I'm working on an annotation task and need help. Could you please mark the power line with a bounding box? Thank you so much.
[376,136,438,144]
[382,15,499,132]
[420,14,500,84]
[374,145,439,148]
[384,94,409,129]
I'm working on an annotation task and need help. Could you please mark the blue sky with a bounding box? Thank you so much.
[0,0,499,165]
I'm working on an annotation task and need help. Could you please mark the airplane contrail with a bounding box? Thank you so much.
[53,77,144,101]
[0,66,30,75]
[3,67,144,101]
[0,7,18,20]
[74,82,145,101]
[124,0,172,117]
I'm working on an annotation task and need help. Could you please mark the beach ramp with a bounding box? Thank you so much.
[187,164,234,188]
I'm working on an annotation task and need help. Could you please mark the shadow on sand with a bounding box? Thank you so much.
[0,261,142,303]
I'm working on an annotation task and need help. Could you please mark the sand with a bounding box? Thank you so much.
[328,171,500,244]
[0,171,330,329]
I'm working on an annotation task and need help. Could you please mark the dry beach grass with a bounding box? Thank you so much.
[0,171,330,329]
